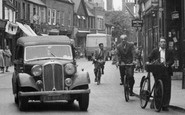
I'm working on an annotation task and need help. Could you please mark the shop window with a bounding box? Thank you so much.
[52,9,56,25]
[47,8,52,25]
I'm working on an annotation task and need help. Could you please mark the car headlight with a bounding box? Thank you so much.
[65,63,76,75]
[31,65,42,76]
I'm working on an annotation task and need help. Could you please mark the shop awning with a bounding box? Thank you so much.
[24,24,37,36]
[16,22,37,36]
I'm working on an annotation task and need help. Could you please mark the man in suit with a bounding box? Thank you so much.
[148,37,174,111]
[116,34,136,96]
[92,43,107,82]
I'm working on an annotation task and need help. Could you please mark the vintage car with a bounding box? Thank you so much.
[12,36,91,111]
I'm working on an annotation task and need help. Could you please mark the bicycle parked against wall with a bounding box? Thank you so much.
[139,63,165,112]
[119,63,135,102]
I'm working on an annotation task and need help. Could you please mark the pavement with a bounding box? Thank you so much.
[2,60,185,112]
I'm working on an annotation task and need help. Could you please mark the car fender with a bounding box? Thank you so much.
[70,70,90,89]
[18,73,39,90]
[12,72,17,94]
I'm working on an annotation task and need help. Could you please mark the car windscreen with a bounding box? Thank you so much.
[25,45,73,61]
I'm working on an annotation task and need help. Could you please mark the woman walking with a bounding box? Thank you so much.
[0,46,5,73]
[4,45,12,72]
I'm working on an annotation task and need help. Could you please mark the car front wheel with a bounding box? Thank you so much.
[18,95,28,111]
[78,93,89,111]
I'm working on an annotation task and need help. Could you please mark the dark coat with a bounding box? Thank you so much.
[148,48,174,76]
[93,48,107,61]
[116,42,135,64]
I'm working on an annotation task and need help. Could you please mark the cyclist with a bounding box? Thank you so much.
[148,37,174,111]
[116,34,136,96]
[92,43,106,82]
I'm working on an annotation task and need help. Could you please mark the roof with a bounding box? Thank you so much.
[72,0,81,13]
[85,1,95,16]
[17,36,71,46]
[125,3,135,18]
[27,0,46,6]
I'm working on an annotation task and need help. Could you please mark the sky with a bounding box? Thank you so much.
[103,0,122,11]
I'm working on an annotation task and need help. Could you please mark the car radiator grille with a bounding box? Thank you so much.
[43,63,64,91]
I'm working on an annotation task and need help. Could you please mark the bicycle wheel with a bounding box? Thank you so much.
[97,69,101,85]
[124,75,129,102]
[140,77,150,109]
[154,79,164,112]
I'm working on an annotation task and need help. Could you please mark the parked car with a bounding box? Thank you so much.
[12,36,91,111]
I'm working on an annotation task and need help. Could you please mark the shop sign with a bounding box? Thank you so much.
[132,19,143,27]
[171,11,179,20]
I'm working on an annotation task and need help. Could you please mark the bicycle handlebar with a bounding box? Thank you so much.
[118,63,135,66]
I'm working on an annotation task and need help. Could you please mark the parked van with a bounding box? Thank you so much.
[85,33,111,61]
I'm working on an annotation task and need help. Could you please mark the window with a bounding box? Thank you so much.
[52,9,56,25]
[27,4,30,21]
[47,8,51,25]
[57,11,60,25]
[61,11,64,26]
[41,7,45,23]
[97,17,103,30]
[4,7,8,20]
[68,12,71,26]
[22,3,25,19]
[33,7,36,15]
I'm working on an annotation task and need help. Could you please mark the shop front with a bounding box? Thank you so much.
[139,0,160,64]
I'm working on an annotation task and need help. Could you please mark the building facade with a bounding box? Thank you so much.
[43,0,74,37]
[138,0,185,88]
[106,0,113,11]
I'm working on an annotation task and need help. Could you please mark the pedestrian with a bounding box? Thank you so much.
[111,47,117,65]
[4,45,12,72]
[135,46,144,72]
[0,46,5,73]
[116,34,136,96]
[148,37,174,111]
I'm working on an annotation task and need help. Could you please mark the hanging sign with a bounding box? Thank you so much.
[132,19,143,27]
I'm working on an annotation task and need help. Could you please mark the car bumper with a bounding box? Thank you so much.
[19,89,90,97]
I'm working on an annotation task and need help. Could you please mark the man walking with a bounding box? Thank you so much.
[148,37,174,111]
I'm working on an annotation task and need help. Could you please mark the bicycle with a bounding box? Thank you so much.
[94,59,104,85]
[139,63,166,112]
[119,63,135,102]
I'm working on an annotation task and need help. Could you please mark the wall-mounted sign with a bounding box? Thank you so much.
[132,19,143,27]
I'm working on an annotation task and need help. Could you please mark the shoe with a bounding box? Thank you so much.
[130,91,135,96]
[162,107,169,111]
[150,100,154,109]
[120,83,123,85]
[94,78,97,82]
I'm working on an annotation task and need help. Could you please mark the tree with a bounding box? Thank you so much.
[105,11,136,43]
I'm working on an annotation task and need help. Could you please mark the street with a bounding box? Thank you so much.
[0,58,184,115]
